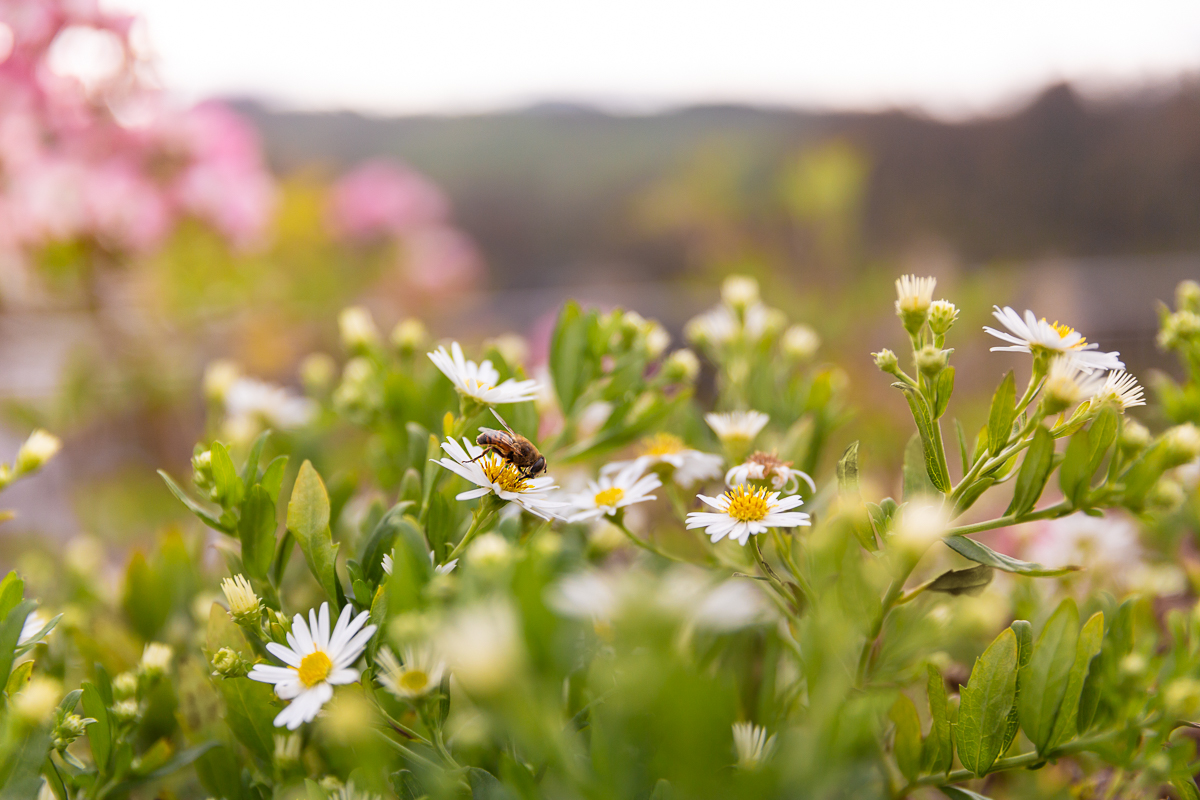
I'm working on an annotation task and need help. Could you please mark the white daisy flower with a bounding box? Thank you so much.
[1091,370,1146,411]
[705,411,769,447]
[894,274,936,317]
[428,342,539,406]
[434,437,565,520]
[686,485,810,546]
[376,645,446,699]
[546,571,619,623]
[984,306,1124,373]
[691,580,773,632]
[224,377,316,431]
[685,306,739,347]
[725,452,815,494]
[18,610,50,647]
[732,721,776,770]
[603,433,724,488]
[565,462,661,523]
[247,602,376,730]
[1042,356,1106,413]
[382,552,457,576]
[329,780,382,800]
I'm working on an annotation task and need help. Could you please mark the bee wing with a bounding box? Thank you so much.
[489,408,516,436]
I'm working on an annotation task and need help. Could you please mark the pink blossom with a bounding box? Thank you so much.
[327,159,448,241]
[400,225,483,294]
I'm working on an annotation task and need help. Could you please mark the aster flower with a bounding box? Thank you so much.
[247,602,376,730]
[565,462,661,523]
[984,307,1124,373]
[221,574,261,620]
[1041,357,1105,414]
[434,438,564,519]
[428,342,539,406]
[732,721,776,770]
[1091,370,1145,411]
[383,552,457,576]
[705,411,769,447]
[224,377,316,431]
[686,486,809,546]
[603,433,723,488]
[546,571,619,623]
[726,451,815,494]
[375,646,446,699]
[894,275,936,318]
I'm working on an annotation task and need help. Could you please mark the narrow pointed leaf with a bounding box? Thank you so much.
[944,536,1079,577]
[987,371,1016,457]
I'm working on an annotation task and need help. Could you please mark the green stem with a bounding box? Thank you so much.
[856,561,916,687]
[947,500,1073,538]
[771,528,814,608]
[445,500,498,563]
[750,535,794,608]
[949,411,1045,509]
[612,516,690,564]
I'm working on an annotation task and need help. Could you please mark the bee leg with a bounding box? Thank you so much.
[467,447,494,464]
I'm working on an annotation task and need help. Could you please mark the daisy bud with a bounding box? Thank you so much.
[891,502,947,561]
[873,349,899,374]
[467,532,514,571]
[916,345,949,377]
[488,332,530,367]
[338,306,380,351]
[391,318,428,354]
[274,733,302,766]
[437,604,523,697]
[781,324,820,362]
[721,275,760,311]
[299,353,336,394]
[1119,419,1152,454]
[203,359,240,402]
[112,671,138,701]
[644,323,670,359]
[139,643,173,679]
[927,300,959,336]
[1147,478,1186,512]
[1041,358,1092,416]
[191,449,214,493]
[1177,279,1200,314]
[1165,677,1200,720]
[111,699,141,725]
[221,575,261,622]
[894,275,936,335]
[52,713,89,749]
[210,646,249,678]
[1158,310,1200,350]
[12,677,60,727]
[732,722,776,770]
[1161,423,1200,468]
[663,349,701,383]
[15,430,61,475]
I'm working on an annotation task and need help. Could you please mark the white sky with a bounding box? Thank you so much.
[105,0,1200,118]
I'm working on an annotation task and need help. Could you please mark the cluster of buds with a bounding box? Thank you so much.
[52,710,94,751]
[192,447,216,500]
[685,275,787,353]
[332,357,382,422]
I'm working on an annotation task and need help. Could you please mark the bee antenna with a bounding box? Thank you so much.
[490,408,516,435]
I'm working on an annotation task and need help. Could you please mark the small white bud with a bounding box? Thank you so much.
[781,324,820,362]
[15,429,61,475]
[721,275,760,310]
[203,360,240,402]
[338,306,380,351]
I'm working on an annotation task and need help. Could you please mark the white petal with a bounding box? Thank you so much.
[265,642,302,668]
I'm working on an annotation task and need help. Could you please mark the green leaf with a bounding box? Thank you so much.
[287,461,341,609]
[0,571,24,620]
[158,470,229,532]
[0,727,49,797]
[82,681,112,771]
[987,371,1016,458]
[205,602,248,656]
[934,366,955,419]
[1058,427,1091,509]
[361,501,416,583]
[1087,407,1118,476]
[926,565,993,596]
[943,536,1079,577]
[924,665,953,775]
[241,429,271,489]
[387,515,434,615]
[549,301,590,414]
[1002,620,1033,752]
[0,598,32,689]
[467,767,516,800]
[238,485,277,580]
[903,434,938,500]
[194,745,244,800]
[4,660,32,695]
[837,441,860,496]
[1048,611,1104,749]
[889,694,922,782]
[1004,425,1055,517]
[210,441,245,509]
[952,477,995,517]
[218,677,278,764]
[956,627,1019,776]
[122,551,170,639]
[260,455,289,502]
[1018,598,1080,753]
[898,386,950,493]
[1172,778,1200,800]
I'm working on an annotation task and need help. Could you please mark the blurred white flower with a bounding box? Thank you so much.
[467,532,514,569]
[434,438,564,520]
[15,429,61,475]
[564,462,660,523]
[686,486,809,546]
[691,580,773,631]
[428,342,539,406]
[224,377,316,432]
[338,306,380,350]
[248,602,375,730]
[726,452,814,494]
[1027,513,1140,576]
[685,306,739,347]
[376,646,445,699]
[732,721,776,770]
[203,359,240,401]
[781,324,820,361]
[436,603,522,696]
[1042,356,1104,413]
[604,433,723,488]
[706,411,769,447]
[984,306,1123,373]
[139,643,173,677]
[328,780,382,800]
[13,676,60,726]
[546,571,619,622]
[721,275,760,309]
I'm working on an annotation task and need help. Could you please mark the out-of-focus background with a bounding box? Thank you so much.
[1,0,1199,553]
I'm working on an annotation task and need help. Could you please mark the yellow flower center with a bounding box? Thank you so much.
[297,651,332,688]
[481,454,530,493]
[399,669,429,694]
[1049,320,1087,348]
[594,487,625,507]
[641,432,684,456]
[725,485,771,522]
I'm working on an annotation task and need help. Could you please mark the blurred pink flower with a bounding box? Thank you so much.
[84,159,170,253]
[400,225,483,294]
[327,159,448,241]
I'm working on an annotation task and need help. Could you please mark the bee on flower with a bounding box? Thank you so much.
[247,602,376,730]
[434,437,564,519]
[428,342,539,406]
[603,433,723,488]
[726,451,815,494]
[984,306,1123,373]
[686,485,810,546]
[564,462,661,523]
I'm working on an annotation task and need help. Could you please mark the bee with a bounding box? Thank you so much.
[471,409,547,479]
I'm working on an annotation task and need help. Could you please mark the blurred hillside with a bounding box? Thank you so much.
[234,81,1200,290]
